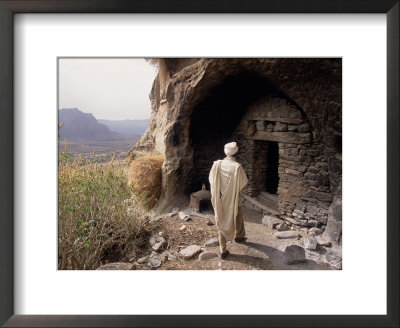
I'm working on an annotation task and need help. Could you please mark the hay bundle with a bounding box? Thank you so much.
[128,156,165,209]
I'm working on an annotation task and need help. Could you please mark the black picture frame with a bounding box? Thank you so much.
[0,1,398,327]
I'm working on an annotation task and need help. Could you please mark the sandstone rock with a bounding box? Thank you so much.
[262,215,282,229]
[179,245,202,260]
[204,237,219,247]
[284,245,306,264]
[127,59,341,226]
[149,235,167,252]
[96,262,136,270]
[276,231,299,239]
[199,251,218,261]
[304,238,318,250]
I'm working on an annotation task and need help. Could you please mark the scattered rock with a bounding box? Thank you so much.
[309,227,323,236]
[168,254,177,261]
[149,235,167,252]
[137,255,149,264]
[207,220,214,226]
[262,215,282,229]
[277,222,290,231]
[284,217,300,225]
[304,238,318,250]
[199,251,218,261]
[315,236,332,247]
[172,207,179,214]
[325,250,342,270]
[179,245,202,260]
[284,245,306,264]
[96,262,136,270]
[178,211,192,222]
[204,237,219,247]
[160,251,170,262]
[147,252,162,269]
[179,225,187,231]
[275,231,299,239]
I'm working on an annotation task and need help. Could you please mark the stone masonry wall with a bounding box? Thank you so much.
[233,96,332,228]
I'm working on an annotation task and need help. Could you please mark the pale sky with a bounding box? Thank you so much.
[58,58,158,120]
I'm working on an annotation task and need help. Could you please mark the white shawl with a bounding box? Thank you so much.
[208,157,248,240]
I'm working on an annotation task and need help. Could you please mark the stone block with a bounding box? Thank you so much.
[198,251,218,261]
[179,245,202,260]
[276,231,299,239]
[284,245,306,264]
[304,238,318,250]
[274,122,288,132]
[262,215,282,229]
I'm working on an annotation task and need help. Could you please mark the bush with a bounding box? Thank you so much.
[127,155,164,209]
[58,156,152,270]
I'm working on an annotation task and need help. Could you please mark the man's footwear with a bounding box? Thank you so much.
[220,250,230,259]
[234,236,247,243]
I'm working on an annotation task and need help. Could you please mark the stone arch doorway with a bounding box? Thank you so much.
[234,95,312,214]
[188,70,286,194]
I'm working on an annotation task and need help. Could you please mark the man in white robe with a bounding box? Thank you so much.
[209,142,248,258]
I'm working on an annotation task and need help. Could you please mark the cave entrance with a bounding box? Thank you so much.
[265,141,279,194]
[189,70,282,193]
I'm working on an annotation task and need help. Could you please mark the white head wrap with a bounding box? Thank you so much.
[224,142,238,156]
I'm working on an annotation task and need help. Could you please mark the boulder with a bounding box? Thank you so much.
[275,231,299,239]
[284,245,306,264]
[96,262,136,270]
[199,251,218,261]
[179,245,202,260]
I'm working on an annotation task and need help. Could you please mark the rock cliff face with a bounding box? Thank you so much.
[128,58,341,241]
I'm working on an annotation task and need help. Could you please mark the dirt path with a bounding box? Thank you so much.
[148,207,331,270]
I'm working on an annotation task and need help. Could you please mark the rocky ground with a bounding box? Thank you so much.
[97,206,339,271]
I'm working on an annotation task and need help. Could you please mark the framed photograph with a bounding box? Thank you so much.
[1,1,398,327]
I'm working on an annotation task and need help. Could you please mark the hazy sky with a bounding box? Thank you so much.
[59,58,158,120]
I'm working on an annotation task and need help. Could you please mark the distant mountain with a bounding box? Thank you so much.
[98,119,150,135]
[59,108,116,140]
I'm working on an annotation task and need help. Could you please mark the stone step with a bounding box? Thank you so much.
[243,194,283,216]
